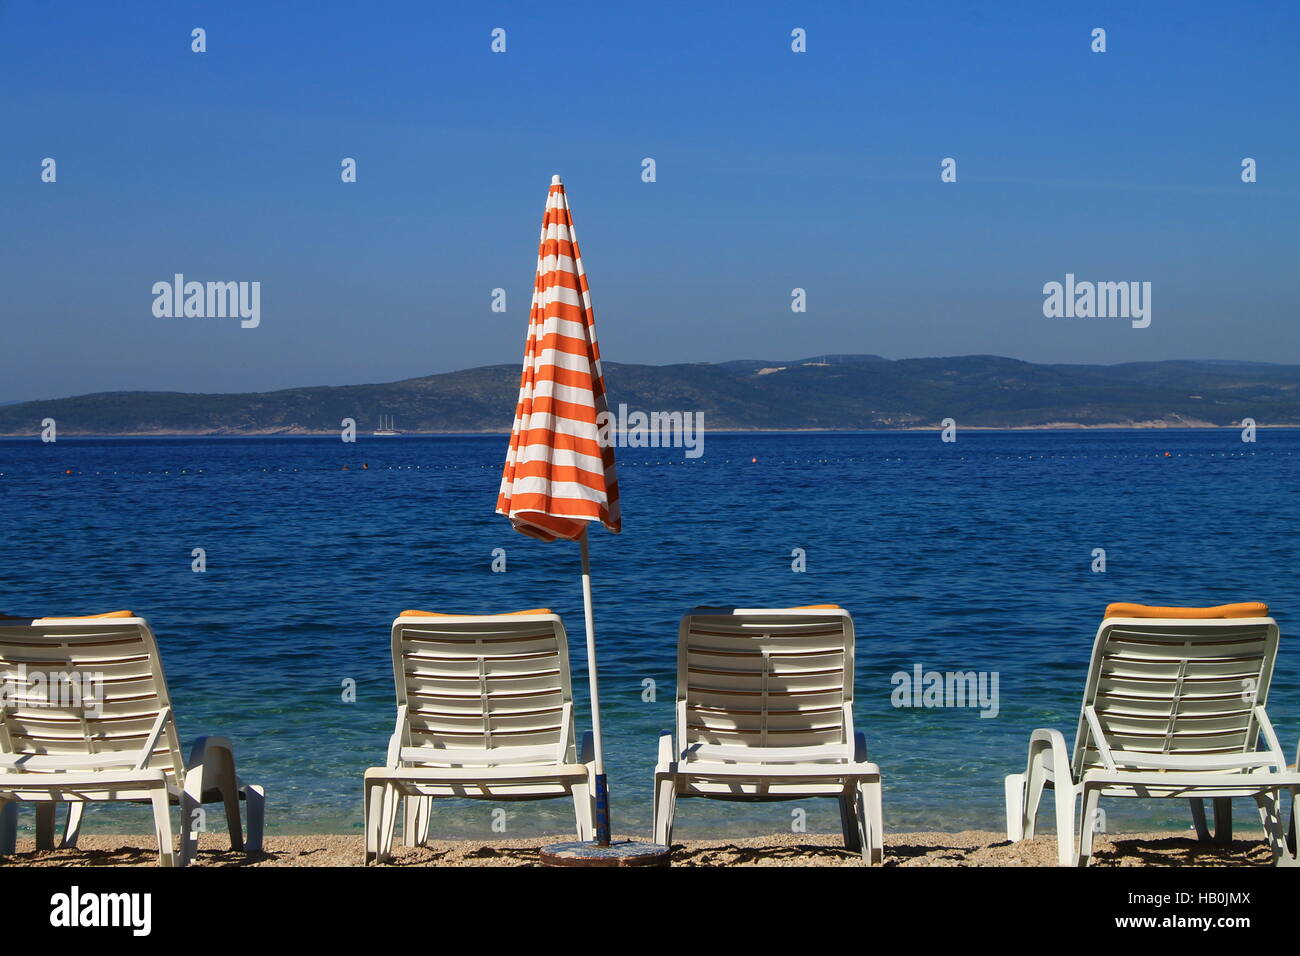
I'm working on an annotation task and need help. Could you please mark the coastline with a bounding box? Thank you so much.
[1,424,1297,439]
[2,831,1276,867]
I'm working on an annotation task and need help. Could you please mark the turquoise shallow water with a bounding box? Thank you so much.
[0,430,1297,837]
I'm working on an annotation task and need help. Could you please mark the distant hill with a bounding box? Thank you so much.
[1,355,1298,435]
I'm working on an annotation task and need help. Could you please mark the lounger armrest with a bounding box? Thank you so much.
[134,707,172,770]
[385,705,408,768]
[1253,706,1287,767]
[186,734,236,772]
[185,736,255,798]
[1027,728,1073,786]
[854,731,868,763]
[579,731,597,794]
[657,730,677,771]
[1082,707,1117,771]
[558,702,574,760]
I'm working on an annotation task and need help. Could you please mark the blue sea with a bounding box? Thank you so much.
[1,430,1297,839]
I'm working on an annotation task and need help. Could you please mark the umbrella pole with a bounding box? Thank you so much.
[538,530,666,865]
[579,530,612,845]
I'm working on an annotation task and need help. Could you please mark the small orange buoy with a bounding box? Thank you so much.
[1164,452,1171,457]
[64,469,73,475]
[751,457,758,463]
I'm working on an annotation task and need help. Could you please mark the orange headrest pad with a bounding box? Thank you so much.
[1105,602,1268,620]
[32,610,137,622]
[400,608,551,618]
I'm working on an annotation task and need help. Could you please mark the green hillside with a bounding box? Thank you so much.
[1,355,1297,435]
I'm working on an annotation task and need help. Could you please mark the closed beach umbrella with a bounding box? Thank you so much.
[498,174,620,845]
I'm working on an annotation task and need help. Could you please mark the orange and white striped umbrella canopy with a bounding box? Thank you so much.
[496,175,621,543]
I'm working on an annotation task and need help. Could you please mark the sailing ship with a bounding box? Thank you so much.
[372,414,399,436]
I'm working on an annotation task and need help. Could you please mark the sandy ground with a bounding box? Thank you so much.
[0,831,1279,866]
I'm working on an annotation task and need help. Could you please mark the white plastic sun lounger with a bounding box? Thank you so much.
[1005,602,1300,867]
[0,612,265,867]
[363,610,596,863]
[652,606,883,863]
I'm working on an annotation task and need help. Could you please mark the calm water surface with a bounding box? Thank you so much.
[1,430,1297,837]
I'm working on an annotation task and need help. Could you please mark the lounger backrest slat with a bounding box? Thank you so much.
[391,614,576,767]
[678,608,855,760]
[0,619,184,782]
[1072,617,1279,777]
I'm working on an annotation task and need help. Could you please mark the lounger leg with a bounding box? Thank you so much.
[853,785,868,864]
[181,773,203,866]
[214,752,245,851]
[1254,792,1278,857]
[839,788,862,854]
[1190,798,1210,841]
[0,800,16,854]
[1076,788,1101,867]
[402,796,415,847]
[365,783,399,864]
[1288,788,1297,857]
[854,784,878,865]
[1254,792,1296,865]
[571,781,595,842]
[416,794,433,845]
[1053,783,1076,867]
[241,783,265,854]
[403,795,432,847]
[62,803,84,848]
[652,775,677,847]
[1212,797,1232,844]
[1192,796,1234,843]
[363,781,397,864]
[380,786,400,862]
[221,784,244,852]
[866,779,884,865]
[363,782,379,863]
[1023,764,1048,840]
[150,789,177,867]
[1005,773,1026,841]
[34,802,57,851]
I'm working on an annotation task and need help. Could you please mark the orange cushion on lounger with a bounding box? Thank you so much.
[695,604,843,612]
[1104,602,1268,620]
[399,608,552,618]
[33,610,136,622]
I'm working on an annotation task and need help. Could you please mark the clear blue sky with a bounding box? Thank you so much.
[3,1,1297,400]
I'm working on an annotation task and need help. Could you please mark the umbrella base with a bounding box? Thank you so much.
[539,840,670,867]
